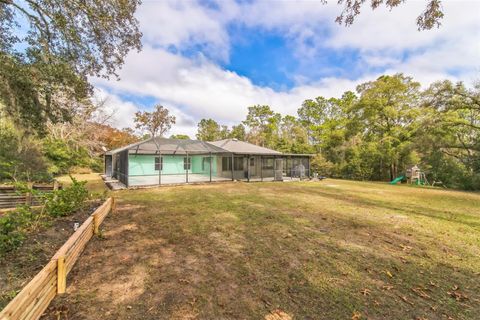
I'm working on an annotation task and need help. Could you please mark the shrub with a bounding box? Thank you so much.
[0,206,35,255]
[44,177,89,217]
[0,177,89,255]
[0,125,50,182]
[43,138,102,174]
[310,154,335,176]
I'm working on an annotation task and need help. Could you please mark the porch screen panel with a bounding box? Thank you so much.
[261,156,275,181]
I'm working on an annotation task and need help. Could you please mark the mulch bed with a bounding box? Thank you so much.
[0,201,101,310]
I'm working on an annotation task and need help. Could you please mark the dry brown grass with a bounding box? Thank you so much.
[42,179,480,319]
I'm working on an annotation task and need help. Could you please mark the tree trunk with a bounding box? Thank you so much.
[389,163,397,181]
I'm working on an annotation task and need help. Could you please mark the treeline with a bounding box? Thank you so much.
[2,73,478,190]
[195,74,480,190]
[0,101,138,182]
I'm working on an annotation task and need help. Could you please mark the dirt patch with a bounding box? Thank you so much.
[265,310,293,320]
[92,264,147,305]
[0,201,101,310]
[104,223,138,237]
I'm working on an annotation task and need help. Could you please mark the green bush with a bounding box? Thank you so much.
[0,177,89,255]
[43,138,102,174]
[0,206,35,255]
[0,125,51,182]
[44,176,89,217]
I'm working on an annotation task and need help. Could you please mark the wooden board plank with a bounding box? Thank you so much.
[0,260,56,319]
[0,197,113,320]
[65,226,94,274]
[52,216,93,260]
[18,275,57,320]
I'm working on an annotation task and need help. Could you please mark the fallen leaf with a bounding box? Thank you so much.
[351,311,361,320]
[385,270,393,278]
[400,296,414,306]
[360,288,371,296]
[412,287,431,299]
[382,285,394,290]
[448,290,468,301]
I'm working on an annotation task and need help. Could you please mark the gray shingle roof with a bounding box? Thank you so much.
[106,137,295,156]
[208,139,282,155]
[106,137,228,155]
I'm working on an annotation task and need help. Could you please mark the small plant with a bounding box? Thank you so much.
[0,177,89,255]
[0,206,35,255]
[43,176,89,217]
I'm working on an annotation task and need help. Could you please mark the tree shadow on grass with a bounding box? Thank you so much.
[293,186,480,230]
[231,203,480,319]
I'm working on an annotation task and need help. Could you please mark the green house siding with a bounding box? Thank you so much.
[128,154,217,176]
[128,155,155,176]
[191,155,217,176]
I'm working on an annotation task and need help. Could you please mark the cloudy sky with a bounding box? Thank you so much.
[94,0,480,138]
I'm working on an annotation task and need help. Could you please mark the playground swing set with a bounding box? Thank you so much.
[390,165,430,186]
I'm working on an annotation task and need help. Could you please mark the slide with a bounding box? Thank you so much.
[390,176,404,185]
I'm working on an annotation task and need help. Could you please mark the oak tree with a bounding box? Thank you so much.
[0,0,142,132]
[134,105,176,138]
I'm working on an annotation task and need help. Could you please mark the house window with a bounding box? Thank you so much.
[184,157,191,170]
[250,157,255,166]
[155,157,163,171]
[234,157,244,171]
[202,157,211,171]
[262,158,274,169]
[222,157,232,171]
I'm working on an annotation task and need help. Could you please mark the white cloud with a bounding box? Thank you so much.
[94,88,139,129]
[327,0,480,51]
[95,86,200,138]
[94,0,480,136]
[94,46,367,132]
[137,0,230,61]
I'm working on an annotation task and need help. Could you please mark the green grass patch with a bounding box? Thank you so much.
[46,179,480,319]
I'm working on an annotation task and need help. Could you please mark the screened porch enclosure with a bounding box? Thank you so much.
[243,155,311,182]
[106,137,311,187]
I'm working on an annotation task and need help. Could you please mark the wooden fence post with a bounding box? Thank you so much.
[25,192,32,206]
[111,197,116,214]
[53,180,59,190]
[25,182,33,206]
[0,197,114,320]
[93,212,99,235]
[57,256,66,294]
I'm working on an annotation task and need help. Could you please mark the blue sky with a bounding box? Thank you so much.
[93,0,480,137]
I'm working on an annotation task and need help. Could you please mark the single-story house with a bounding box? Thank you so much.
[104,137,311,187]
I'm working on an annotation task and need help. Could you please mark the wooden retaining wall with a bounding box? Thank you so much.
[0,197,115,320]
[0,183,61,210]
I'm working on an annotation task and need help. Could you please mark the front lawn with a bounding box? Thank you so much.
[44,179,480,319]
